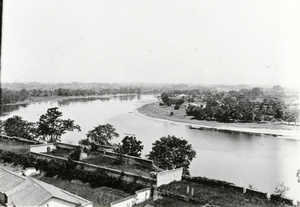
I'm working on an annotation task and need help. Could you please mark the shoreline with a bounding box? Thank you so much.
[1,94,139,106]
[137,102,300,139]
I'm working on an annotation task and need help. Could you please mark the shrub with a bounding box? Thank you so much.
[69,146,81,161]
[174,104,180,110]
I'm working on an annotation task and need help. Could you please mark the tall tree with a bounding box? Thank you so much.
[119,136,144,157]
[147,135,196,175]
[37,107,81,143]
[86,124,119,145]
[3,115,36,140]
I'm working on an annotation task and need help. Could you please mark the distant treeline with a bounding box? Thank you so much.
[0,87,145,105]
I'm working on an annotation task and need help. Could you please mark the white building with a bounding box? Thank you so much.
[0,168,93,207]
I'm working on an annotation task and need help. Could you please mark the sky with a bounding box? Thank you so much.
[1,0,300,87]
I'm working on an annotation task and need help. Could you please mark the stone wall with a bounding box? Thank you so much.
[30,152,156,186]
[0,135,38,144]
[156,168,183,187]
[183,175,295,205]
[110,188,151,207]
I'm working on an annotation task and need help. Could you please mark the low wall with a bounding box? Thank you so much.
[29,143,56,153]
[183,176,244,193]
[182,175,295,205]
[110,188,151,207]
[270,194,295,206]
[244,189,268,200]
[0,135,38,145]
[156,168,183,187]
[157,189,207,205]
[56,142,78,150]
[30,152,156,186]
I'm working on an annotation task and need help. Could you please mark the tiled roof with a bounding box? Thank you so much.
[0,168,92,206]
[5,178,51,206]
[0,168,25,192]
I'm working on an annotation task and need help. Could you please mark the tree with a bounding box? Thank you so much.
[86,124,119,145]
[119,136,144,157]
[147,135,196,175]
[4,115,36,140]
[274,182,290,197]
[37,107,81,143]
[161,93,170,105]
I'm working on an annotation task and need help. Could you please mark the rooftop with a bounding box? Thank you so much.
[0,168,92,206]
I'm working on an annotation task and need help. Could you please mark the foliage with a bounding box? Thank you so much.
[69,146,82,161]
[1,85,144,105]
[79,138,91,145]
[174,104,180,110]
[37,107,81,143]
[3,115,37,140]
[117,136,144,157]
[0,88,30,105]
[274,182,290,197]
[86,124,119,145]
[181,87,296,123]
[161,93,170,105]
[147,135,196,175]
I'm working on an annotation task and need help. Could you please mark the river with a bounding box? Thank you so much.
[1,94,300,200]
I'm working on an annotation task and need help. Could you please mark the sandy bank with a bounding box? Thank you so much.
[137,102,300,139]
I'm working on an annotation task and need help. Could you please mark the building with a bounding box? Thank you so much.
[185,102,207,109]
[0,168,93,207]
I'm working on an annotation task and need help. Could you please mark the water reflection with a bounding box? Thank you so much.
[1,95,140,113]
[0,104,29,116]
[57,97,110,106]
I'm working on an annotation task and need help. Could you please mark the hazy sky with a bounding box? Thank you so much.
[1,0,300,87]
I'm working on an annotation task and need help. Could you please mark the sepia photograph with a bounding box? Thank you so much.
[0,0,300,206]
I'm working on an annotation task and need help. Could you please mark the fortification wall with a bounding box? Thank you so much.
[156,168,183,187]
[110,188,151,207]
[0,135,38,144]
[30,152,155,186]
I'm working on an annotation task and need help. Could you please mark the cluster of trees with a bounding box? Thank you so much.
[0,87,143,105]
[2,108,196,174]
[2,107,81,142]
[1,88,30,105]
[161,87,299,123]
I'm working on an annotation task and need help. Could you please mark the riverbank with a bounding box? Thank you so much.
[137,102,300,139]
[2,94,139,106]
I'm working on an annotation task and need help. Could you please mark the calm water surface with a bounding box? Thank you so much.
[1,94,300,200]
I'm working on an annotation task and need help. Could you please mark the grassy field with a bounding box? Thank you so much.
[0,138,30,154]
[35,175,130,207]
[158,180,289,207]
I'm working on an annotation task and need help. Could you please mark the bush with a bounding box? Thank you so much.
[79,139,91,145]
[69,146,81,161]
[174,104,180,110]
